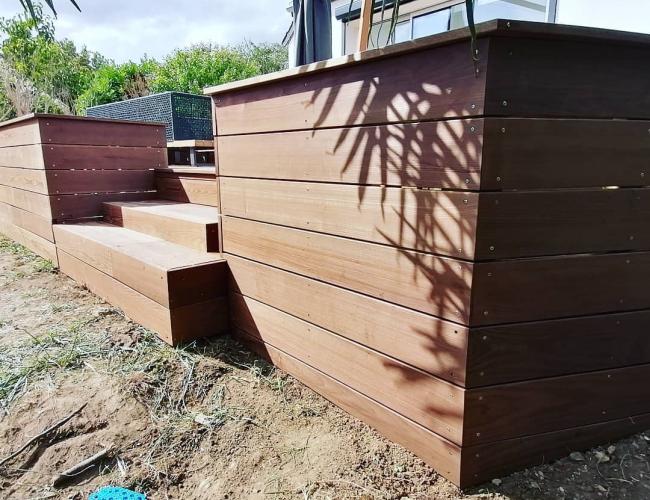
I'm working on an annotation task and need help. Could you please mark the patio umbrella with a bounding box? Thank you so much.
[292,0,332,66]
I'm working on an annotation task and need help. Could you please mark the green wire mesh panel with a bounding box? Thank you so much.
[86,92,212,142]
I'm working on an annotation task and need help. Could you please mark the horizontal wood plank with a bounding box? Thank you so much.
[468,310,650,386]
[461,412,650,487]
[0,217,57,263]
[50,191,156,221]
[231,292,465,443]
[0,166,47,193]
[0,144,44,168]
[217,120,483,190]
[54,222,226,308]
[222,217,473,323]
[214,39,488,135]
[486,37,650,119]
[156,175,219,207]
[476,188,650,259]
[0,184,52,218]
[45,169,155,195]
[472,252,650,325]
[228,254,469,385]
[221,178,478,258]
[241,336,463,485]
[58,250,228,345]
[465,364,650,445]
[0,120,41,148]
[0,201,53,241]
[39,117,166,147]
[481,118,650,190]
[42,144,166,170]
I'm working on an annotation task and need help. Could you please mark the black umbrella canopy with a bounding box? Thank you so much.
[292,0,333,66]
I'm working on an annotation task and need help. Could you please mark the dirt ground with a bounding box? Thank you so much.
[1,237,650,500]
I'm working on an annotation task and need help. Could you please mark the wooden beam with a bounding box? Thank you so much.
[358,0,373,51]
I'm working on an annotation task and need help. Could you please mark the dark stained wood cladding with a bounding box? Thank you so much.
[208,24,650,488]
[481,118,650,190]
[43,144,166,170]
[467,311,650,386]
[214,39,488,135]
[465,364,650,445]
[485,37,650,119]
[38,117,166,147]
[461,411,650,487]
[471,252,650,325]
[475,188,650,259]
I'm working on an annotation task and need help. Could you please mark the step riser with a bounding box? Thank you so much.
[58,250,228,345]
[103,202,220,252]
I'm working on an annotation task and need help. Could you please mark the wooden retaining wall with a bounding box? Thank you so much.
[0,114,165,264]
[208,20,650,487]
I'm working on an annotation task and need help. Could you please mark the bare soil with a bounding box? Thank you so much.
[1,237,650,500]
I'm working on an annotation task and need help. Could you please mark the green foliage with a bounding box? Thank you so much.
[1,4,289,118]
[149,44,259,95]
[75,59,158,113]
[0,7,99,114]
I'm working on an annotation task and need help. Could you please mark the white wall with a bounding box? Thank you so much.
[556,0,650,34]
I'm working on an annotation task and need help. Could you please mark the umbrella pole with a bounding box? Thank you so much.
[358,0,373,51]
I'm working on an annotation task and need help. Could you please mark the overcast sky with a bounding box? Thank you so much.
[0,1,292,63]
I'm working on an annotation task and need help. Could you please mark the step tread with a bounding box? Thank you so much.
[53,221,224,271]
[104,199,219,224]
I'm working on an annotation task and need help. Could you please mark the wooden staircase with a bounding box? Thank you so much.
[54,200,228,345]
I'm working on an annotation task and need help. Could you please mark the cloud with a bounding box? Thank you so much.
[0,0,291,62]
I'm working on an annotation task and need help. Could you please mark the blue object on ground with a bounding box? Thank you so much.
[89,486,146,500]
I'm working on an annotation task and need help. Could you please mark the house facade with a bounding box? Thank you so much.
[288,0,650,66]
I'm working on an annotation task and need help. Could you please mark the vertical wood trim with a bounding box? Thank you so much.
[358,0,373,51]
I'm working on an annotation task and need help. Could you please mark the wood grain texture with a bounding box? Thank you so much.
[465,364,650,445]
[42,144,166,170]
[485,37,650,119]
[103,200,220,252]
[0,201,53,241]
[461,412,650,487]
[0,167,48,193]
[467,310,650,386]
[222,217,473,323]
[471,252,650,325]
[231,292,465,443]
[49,191,156,221]
[156,175,219,207]
[0,144,44,168]
[53,222,226,308]
[0,217,57,263]
[220,178,478,258]
[0,120,41,148]
[58,250,228,345]
[38,117,166,147]
[228,254,469,385]
[0,185,52,218]
[242,336,463,485]
[213,39,488,135]
[217,115,483,191]
[481,118,650,190]
[475,188,650,259]
[45,169,155,195]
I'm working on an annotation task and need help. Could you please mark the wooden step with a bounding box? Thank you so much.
[53,222,228,345]
[103,200,220,252]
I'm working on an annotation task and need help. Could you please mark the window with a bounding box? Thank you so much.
[451,0,547,29]
[413,8,451,39]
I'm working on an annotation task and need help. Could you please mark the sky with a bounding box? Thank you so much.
[556,0,650,35]
[0,0,292,63]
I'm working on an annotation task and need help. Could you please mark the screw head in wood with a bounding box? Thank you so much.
[501,127,506,133]
[501,100,508,107]
[489,246,495,251]
[470,126,476,132]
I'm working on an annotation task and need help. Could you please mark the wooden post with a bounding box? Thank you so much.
[358,0,373,52]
